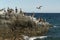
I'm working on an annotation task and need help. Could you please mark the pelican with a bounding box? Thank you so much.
[0,8,5,14]
[0,8,5,11]
[36,6,42,9]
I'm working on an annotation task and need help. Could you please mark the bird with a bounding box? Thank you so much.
[36,6,42,9]
[0,8,5,11]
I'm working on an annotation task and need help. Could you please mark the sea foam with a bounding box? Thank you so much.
[23,35,47,40]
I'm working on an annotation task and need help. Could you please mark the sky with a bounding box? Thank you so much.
[0,0,60,13]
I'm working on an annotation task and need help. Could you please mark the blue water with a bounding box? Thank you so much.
[26,13,60,40]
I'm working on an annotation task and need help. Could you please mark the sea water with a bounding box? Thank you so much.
[26,13,60,40]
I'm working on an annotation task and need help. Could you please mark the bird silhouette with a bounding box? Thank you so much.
[36,6,42,9]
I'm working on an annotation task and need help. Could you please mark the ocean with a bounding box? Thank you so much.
[26,13,60,40]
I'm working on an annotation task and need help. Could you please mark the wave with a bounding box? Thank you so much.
[53,25,60,28]
[53,25,57,27]
[23,35,47,40]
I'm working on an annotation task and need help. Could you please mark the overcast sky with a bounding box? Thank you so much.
[0,0,60,13]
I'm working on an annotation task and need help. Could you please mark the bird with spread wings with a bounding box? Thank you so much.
[36,6,42,9]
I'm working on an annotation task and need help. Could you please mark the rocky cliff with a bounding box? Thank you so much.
[0,13,53,40]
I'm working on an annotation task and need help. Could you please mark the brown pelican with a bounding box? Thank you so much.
[0,8,5,14]
[0,8,5,11]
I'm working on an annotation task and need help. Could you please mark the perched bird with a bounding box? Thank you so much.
[36,6,42,9]
[0,8,5,11]
[0,8,5,14]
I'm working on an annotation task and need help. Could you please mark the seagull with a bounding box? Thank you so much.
[36,6,42,9]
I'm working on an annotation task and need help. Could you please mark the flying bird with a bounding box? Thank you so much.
[36,6,42,9]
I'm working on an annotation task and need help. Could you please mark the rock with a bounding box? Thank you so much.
[0,13,53,40]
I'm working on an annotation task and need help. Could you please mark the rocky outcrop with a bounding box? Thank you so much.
[0,13,53,40]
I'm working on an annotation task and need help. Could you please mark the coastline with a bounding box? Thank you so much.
[0,9,53,40]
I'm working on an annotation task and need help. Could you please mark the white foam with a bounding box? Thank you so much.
[29,36,47,40]
[38,36,47,39]
[53,26,57,27]
[23,35,47,40]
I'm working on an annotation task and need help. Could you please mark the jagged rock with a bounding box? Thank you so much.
[0,13,53,40]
